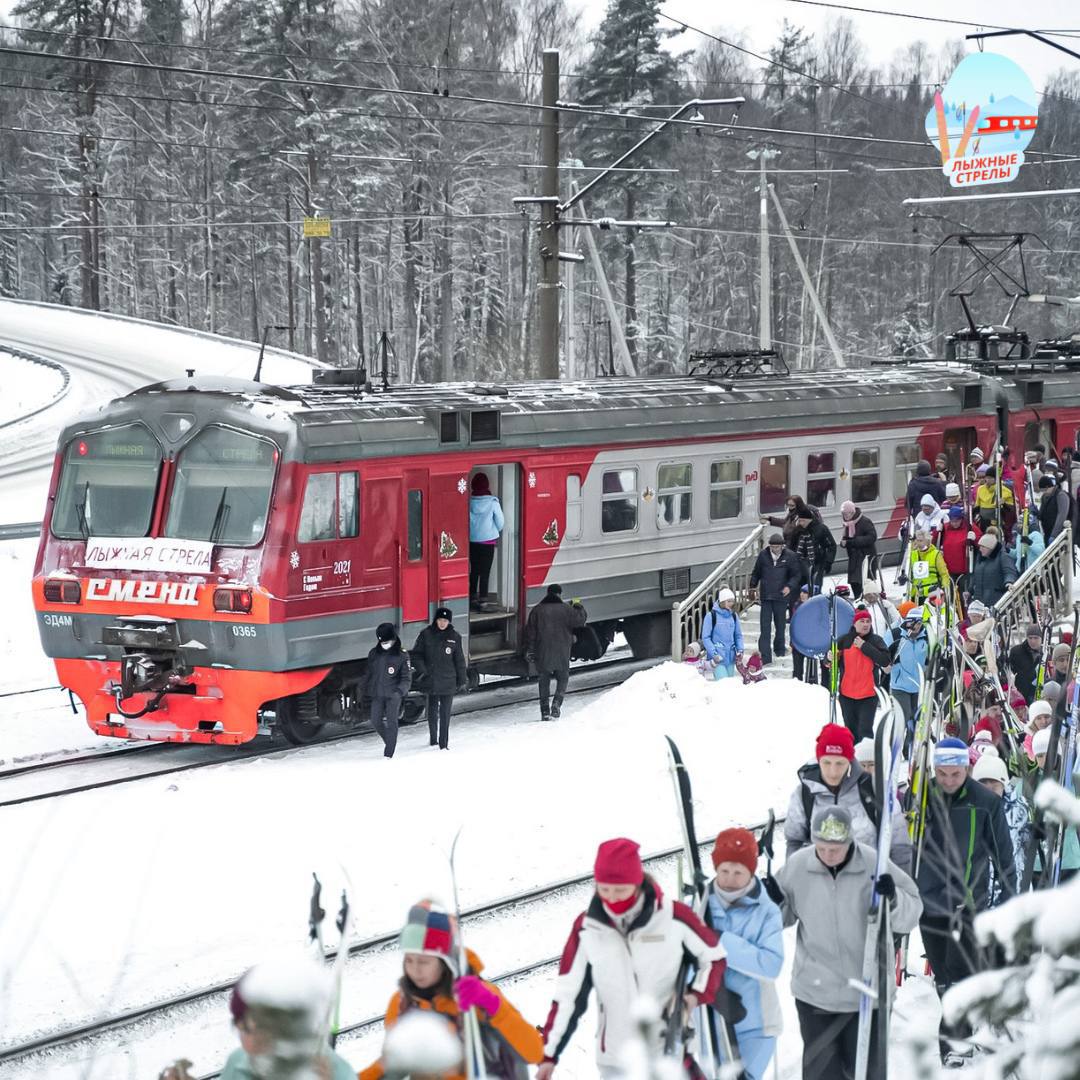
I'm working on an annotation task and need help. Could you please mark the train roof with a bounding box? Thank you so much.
[76,363,1080,463]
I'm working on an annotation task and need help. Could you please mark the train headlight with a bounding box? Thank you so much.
[44,578,82,604]
[213,587,253,613]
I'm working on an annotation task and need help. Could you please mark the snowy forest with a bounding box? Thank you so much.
[1,0,1080,379]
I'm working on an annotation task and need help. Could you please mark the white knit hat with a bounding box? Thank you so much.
[1029,700,1053,723]
[716,588,735,604]
[946,482,961,498]
[854,737,875,763]
[972,752,1009,785]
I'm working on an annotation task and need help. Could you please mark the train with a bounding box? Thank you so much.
[31,350,1080,745]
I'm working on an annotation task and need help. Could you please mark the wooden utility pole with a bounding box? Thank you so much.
[538,49,560,380]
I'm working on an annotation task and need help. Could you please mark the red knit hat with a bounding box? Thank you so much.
[594,838,644,885]
[711,828,759,874]
[816,723,855,762]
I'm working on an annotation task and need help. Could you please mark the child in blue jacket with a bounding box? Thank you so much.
[703,828,784,1080]
[700,588,745,680]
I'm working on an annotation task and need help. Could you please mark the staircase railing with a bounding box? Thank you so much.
[671,524,765,661]
[991,522,1073,646]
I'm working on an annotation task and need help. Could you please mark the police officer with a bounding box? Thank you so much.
[365,623,413,758]
[411,607,467,750]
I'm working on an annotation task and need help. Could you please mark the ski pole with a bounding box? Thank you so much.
[309,872,326,957]
[449,828,487,1080]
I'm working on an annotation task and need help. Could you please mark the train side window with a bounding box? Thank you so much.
[299,473,337,542]
[759,455,789,515]
[338,472,359,538]
[601,468,638,533]
[407,489,424,560]
[807,452,836,509]
[852,447,880,504]
[709,460,742,520]
[657,463,692,528]
[894,443,921,497]
[566,474,583,540]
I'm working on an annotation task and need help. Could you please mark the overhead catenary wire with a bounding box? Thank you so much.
[779,0,1080,35]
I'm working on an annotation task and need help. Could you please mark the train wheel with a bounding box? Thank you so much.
[399,697,425,726]
[277,691,326,745]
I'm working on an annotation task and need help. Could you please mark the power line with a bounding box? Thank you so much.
[779,1,1080,35]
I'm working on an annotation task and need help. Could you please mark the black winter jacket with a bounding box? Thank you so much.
[969,547,1018,608]
[1039,487,1071,541]
[906,470,948,516]
[524,595,588,672]
[794,519,837,574]
[364,638,413,699]
[1008,641,1041,704]
[411,621,467,694]
[840,512,877,577]
[750,547,801,601]
[916,778,1017,918]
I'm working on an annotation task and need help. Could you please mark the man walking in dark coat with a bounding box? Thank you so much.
[524,584,587,720]
[365,622,413,758]
[916,737,1016,1066]
[411,607,467,750]
[750,533,801,665]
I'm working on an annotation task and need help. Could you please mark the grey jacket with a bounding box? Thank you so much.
[784,761,913,875]
[776,842,922,1013]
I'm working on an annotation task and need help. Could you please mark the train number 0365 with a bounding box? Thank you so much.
[230,624,258,638]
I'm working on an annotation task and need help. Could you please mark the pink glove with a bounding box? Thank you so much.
[455,974,501,1017]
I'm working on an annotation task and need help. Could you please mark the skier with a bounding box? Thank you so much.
[700,587,744,680]
[365,623,413,759]
[858,580,900,639]
[1008,624,1045,705]
[905,529,951,603]
[702,829,784,1080]
[410,607,468,750]
[905,459,947,516]
[538,838,738,1079]
[914,494,948,541]
[793,509,836,597]
[974,467,1014,531]
[360,899,543,1080]
[969,532,1017,609]
[916,737,1017,1066]
[221,954,356,1079]
[785,722,913,874]
[764,806,921,1080]
[749,533,801,664]
[971,752,1031,904]
[833,607,892,742]
[940,506,978,583]
[524,584,587,720]
[838,502,878,601]
[883,606,928,735]
[469,472,505,610]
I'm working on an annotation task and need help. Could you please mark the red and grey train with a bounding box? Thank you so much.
[31,359,1080,745]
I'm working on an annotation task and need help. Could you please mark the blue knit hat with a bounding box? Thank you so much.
[934,737,969,768]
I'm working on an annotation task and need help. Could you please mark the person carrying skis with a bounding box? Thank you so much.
[974,466,1014,531]
[916,737,1017,1066]
[749,534,801,664]
[700,587,744,679]
[220,954,357,1080]
[538,838,739,1080]
[784,722,913,874]
[524,584,587,721]
[940,506,978,582]
[969,531,1017,609]
[764,806,922,1080]
[858,580,899,639]
[1009,624,1045,705]
[365,623,413,759]
[914,494,948,541]
[883,606,929,736]
[971,751,1031,904]
[793,510,836,597]
[411,607,468,750]
[1038,474,1071,541]
[906,460,947,516]
[832,607,892,742]
[905,529,951,603]
[838,502,878,600]
[360,899,543,1080]
[701,829,784,1080]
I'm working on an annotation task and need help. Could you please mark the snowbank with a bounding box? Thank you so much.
[0,349,67,426]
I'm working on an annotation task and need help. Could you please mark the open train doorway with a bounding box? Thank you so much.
[943,426,977,484]
[467,464,521,663]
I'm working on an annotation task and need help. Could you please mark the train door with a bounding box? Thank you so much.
[943,426,977,483]
[400,469,430,625]
[1025,418,1057,456]
[468,463,521,661]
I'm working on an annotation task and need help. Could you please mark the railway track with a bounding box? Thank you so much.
[0,653,652,807]
[1,815,782,1076]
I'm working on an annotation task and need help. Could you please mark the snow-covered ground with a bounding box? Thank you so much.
[0,350,67,427]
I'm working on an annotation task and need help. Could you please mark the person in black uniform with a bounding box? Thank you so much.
[365,623,413,758]
[411,607,467,750]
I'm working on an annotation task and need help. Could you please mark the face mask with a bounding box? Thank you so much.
[380,640,393,650]
[714,881,755,905]
[601,892,639,915]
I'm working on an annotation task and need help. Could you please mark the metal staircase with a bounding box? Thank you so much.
[991,523,1074,646]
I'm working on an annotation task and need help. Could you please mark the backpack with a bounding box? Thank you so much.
[799,766,879,836]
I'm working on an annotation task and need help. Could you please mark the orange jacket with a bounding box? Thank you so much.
[359,949,544,1080]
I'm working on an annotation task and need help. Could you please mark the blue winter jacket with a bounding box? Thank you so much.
[1009,527,1045,572]
[700,604,744,665]
[220,1048,355,1080]
[884,626,928,695]
[469,494,505,542]
[704,880,784,1037]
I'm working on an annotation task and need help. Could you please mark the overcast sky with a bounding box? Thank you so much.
[578,0,1079,92]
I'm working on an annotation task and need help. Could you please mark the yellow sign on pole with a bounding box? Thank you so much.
[303,216,331,239]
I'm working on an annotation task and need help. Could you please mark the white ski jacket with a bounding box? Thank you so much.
[541,880,728,1069]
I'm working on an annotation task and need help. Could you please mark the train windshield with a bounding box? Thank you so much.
[164,426,277,546]
[52,425,162,539]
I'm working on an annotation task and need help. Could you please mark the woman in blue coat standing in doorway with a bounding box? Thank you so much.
[703,828,784,1080]
[469,472,504,610]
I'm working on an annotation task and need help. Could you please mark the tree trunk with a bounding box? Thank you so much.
[624,187,637,369]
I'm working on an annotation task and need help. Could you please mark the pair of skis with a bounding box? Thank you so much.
[853,690,906,1080]
[308,872,353,1050]
[664,736,743,1079]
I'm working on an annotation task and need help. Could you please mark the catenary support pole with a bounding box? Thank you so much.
[538,49,560,380]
